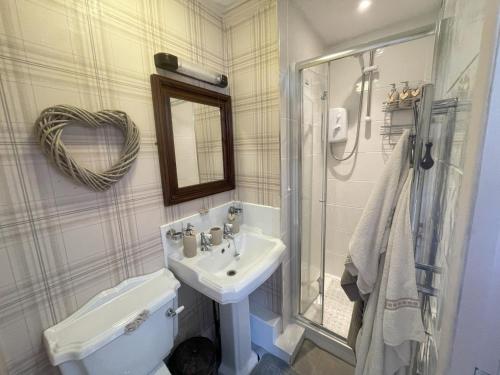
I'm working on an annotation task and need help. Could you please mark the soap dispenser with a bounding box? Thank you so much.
[182,223,197,258]
[386,83,399,110]
[410,85,421,99]
[399,81,411,108]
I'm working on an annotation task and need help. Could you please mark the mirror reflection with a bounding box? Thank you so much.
[171,99,224,188]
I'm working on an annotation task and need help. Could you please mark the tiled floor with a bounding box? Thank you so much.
[250,354,299,375]
[303,273,354,338]
[292,339,354,375]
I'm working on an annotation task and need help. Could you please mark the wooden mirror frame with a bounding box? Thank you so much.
[150,74,235,206]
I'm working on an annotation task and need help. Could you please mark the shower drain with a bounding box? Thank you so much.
[226,270,237,276]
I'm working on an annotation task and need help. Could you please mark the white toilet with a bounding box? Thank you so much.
[43,268,182,375]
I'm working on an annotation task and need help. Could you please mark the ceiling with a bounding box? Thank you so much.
[291,0,442,47]
[205,0,246,13]
[208,0,243,7]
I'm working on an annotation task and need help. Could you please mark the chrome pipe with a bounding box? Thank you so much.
[296,25,435,71]
[318,64,331,325]
[365,50,376,122]
[411,84,435,242]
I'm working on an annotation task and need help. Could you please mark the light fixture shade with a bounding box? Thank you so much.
[154,53,228,88]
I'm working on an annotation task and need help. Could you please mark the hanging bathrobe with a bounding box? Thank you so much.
[344,130,425,375]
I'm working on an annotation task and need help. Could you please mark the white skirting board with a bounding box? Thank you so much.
[250,304,305,364]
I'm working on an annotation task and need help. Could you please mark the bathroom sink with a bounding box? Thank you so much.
[160,202,285,374]
[166,227,285,304]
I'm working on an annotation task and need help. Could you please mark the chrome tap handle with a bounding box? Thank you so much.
[200,232,213,251]
[184,222,195,235]
[201,232,212,244]
[228,205,243,215]
[166,228,183,241]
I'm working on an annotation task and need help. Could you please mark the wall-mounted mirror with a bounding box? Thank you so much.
[151,75,235,206]
[171,100,224,187]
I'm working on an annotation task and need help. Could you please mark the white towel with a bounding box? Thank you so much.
[346,131,425,375]
[345,130,411,295]
[355,173,425,375]
[383,173,424,350]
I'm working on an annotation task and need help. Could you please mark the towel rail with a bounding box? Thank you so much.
[417,284,439,297]
[431,98,471,113]
[415,262,442,274]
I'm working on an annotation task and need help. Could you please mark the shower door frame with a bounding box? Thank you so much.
[290,25,436,362]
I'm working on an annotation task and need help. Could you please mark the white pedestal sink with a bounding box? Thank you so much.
[161,210,285,375]
[218,298,258,374]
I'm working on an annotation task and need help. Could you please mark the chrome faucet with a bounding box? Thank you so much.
[224,223,240,257]
[200,232,212,252]
[223,223,234,240]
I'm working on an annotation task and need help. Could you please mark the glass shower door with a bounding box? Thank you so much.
[299,66,327,325]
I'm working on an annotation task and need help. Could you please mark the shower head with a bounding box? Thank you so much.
[321,91,328,100]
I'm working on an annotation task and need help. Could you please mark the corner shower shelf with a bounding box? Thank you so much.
[382,99,420,113]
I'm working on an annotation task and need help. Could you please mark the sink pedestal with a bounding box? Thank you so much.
[218,297,258,375]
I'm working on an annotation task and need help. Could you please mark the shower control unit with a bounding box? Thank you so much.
[328,107,348,143]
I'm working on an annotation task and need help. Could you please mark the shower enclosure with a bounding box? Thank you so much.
[289,26,450,370]
[290,7,490,372]
[288,0,492,371]
[294,26,436,338]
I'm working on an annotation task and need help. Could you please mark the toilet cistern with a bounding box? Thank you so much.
[43,269,181,375]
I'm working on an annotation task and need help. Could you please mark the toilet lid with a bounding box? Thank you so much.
[44,269,180,366]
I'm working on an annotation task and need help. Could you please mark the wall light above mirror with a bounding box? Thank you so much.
[150,75,235,206]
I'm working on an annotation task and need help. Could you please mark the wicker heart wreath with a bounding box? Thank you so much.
[34,105,140,191]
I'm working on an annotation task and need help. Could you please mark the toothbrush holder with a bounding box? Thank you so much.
[210,227,223,245]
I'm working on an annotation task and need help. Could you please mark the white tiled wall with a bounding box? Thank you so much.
[325,36,435,277]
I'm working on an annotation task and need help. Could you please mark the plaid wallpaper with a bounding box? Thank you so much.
[0,0,279,373]
[225,0,281,208]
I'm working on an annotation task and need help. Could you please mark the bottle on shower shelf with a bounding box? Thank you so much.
[386,83,399,110]
[399,81,412,108]
[410,85,421,100]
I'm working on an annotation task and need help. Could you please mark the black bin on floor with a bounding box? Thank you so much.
[167,336,218,375]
